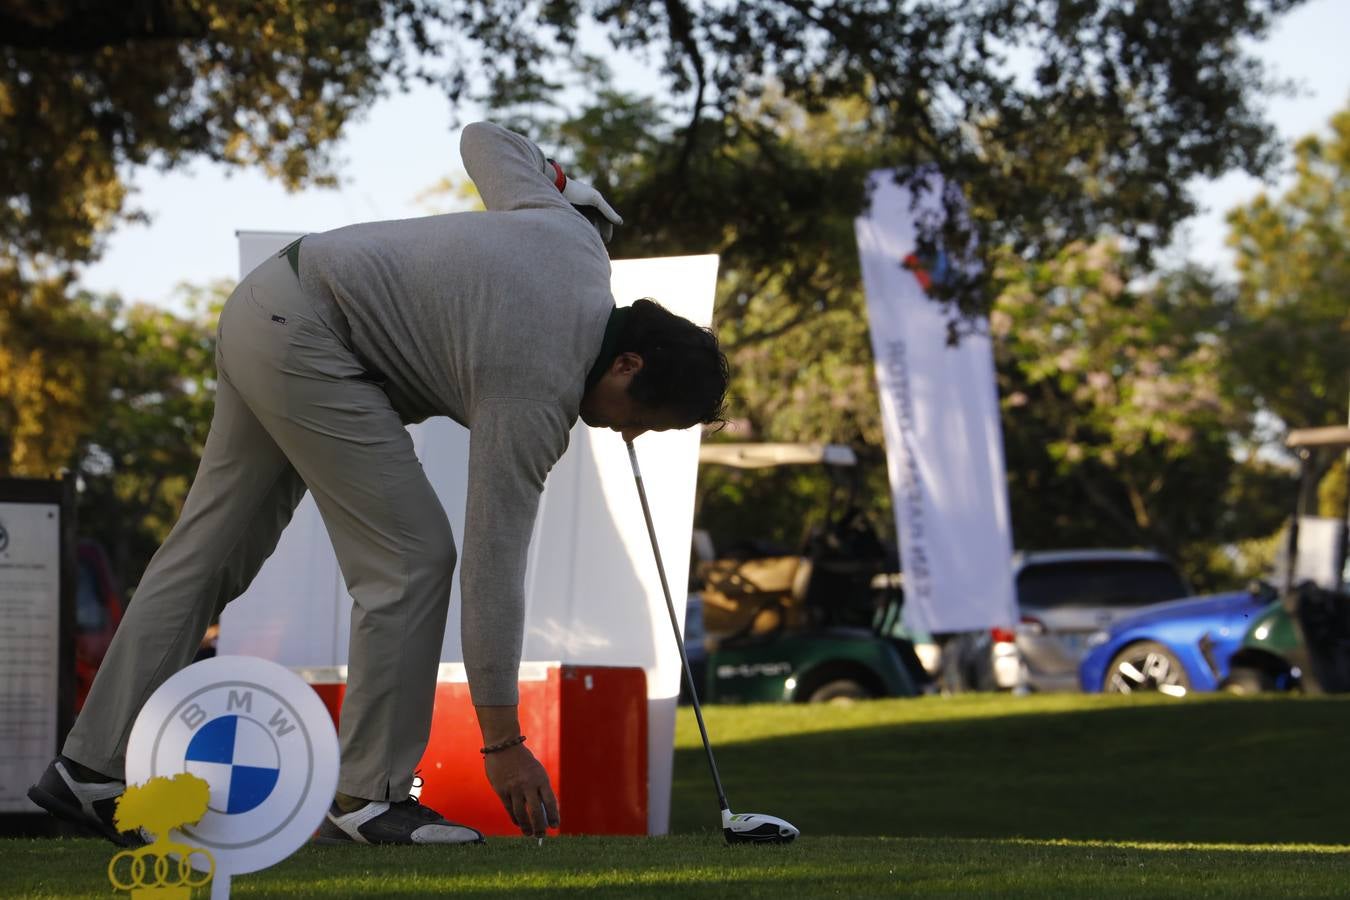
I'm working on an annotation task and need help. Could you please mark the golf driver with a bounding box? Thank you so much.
[626,441,800,846]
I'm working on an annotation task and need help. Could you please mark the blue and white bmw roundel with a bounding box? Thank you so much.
[184,714,282,815]
[126,656,339,876]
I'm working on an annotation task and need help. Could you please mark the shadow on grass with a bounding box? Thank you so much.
[670,697,1350,845]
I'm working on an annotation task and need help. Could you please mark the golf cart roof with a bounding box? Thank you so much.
[1287,426,1350,451]
[698,443,857,469]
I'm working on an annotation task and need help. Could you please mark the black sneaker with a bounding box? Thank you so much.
[27,757,146,847]
[315,797,485,845]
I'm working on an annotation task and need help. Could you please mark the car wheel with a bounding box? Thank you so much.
[807,679,873,704]
[1220,666,1276,695]
[1103,641,1191,697]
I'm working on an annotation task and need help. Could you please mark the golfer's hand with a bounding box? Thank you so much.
[484,743,560,837]
[561,177,623,226]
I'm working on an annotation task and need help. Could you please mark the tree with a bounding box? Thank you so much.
[992,240,1289,586]
[3,0,406,487]
[0,270,111,475]
[0,268,219,587]
[496,0,1303,323]
[1225,102,1350,513]
[4,0,1305,295]
[0,1,411,266]
[75,284,221,587]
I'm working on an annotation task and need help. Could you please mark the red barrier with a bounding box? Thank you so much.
[307,664,647,836]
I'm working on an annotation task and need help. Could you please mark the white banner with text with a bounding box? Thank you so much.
[855,171,1016,634]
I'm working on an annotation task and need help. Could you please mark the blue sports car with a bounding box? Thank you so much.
[1078,589,1270,696]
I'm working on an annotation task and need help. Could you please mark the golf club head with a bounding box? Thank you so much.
[722,809,800,845]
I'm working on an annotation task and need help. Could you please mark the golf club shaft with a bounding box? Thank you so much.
[626,442,731,814]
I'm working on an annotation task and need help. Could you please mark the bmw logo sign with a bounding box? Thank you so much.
[126,655,339,877]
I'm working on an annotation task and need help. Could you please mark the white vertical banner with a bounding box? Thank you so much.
[854,171,1016,634]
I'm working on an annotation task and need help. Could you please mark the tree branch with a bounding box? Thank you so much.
[0,3,207,53]
[725,305,816,351]
[1033,380,1145,541]
[661,0,707,175]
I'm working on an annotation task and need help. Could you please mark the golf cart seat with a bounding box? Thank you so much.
[1292,581,1350,693]
[697,555,809,645]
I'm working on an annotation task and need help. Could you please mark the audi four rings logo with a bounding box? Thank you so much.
[126,656,339,877]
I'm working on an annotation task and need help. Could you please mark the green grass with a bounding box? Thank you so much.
[670,692,1350,844]
[6,835,1350,898]
[5,693,1349,898]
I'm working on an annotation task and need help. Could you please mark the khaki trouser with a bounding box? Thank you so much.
[64,251,456,801]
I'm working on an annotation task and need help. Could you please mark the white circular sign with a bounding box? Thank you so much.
[126,655,339,875]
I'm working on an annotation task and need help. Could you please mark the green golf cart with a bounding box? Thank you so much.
[1223,425,1350,694]
[686,443,924,704]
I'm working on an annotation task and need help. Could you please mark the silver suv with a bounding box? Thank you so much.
[959,549,1192,692]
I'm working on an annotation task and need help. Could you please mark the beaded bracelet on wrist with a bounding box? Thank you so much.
[480,734,527,755]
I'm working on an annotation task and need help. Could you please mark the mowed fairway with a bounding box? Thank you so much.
[4,693,1348,898]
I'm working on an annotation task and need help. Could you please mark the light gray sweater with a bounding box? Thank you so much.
[297,122,615,706]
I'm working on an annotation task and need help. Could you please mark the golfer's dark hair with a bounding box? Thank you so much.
[618,298,729,429]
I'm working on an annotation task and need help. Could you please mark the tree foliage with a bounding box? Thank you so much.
[77,285,221,586]
[495,0,1301,322]
[4,1,1303,292]
[0,270,107,474]
[1225,102,1350,512]
[992,240,1288,585]
[0,267,219,586]
[0,1,421,265]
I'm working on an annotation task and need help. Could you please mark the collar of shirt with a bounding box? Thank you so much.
[584,305,630,392]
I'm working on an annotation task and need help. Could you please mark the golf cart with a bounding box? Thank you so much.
[1223,426,1350,694]
[686,443,924,703]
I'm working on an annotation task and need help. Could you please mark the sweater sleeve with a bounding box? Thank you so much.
[458,395,572,706]
[460,121,571,215]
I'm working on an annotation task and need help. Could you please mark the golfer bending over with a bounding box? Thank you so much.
[29,122,729,846]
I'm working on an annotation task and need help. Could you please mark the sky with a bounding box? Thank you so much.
[79,0,1350,314]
